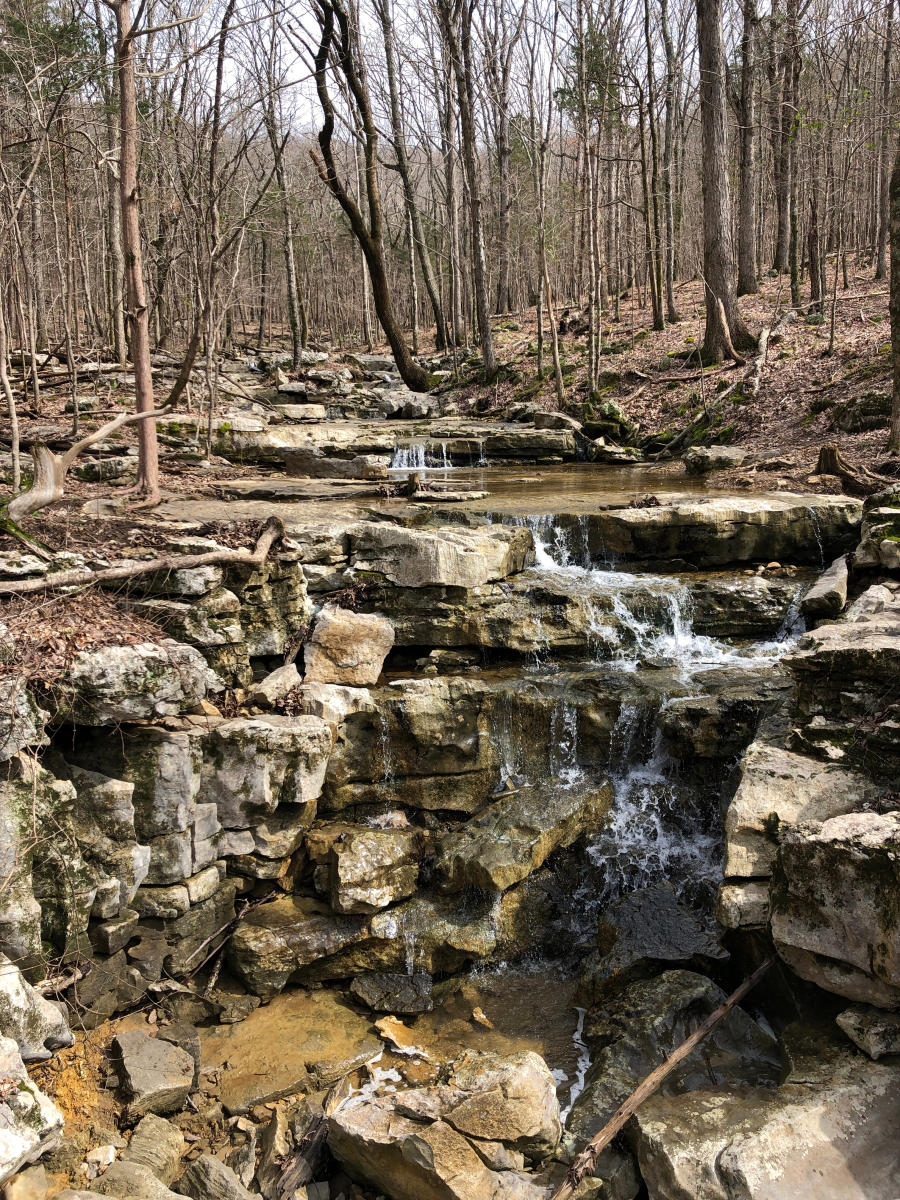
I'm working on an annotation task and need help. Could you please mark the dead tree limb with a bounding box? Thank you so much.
[0,516,285,596]
[5,405,172,523]
[550,957,774,1200]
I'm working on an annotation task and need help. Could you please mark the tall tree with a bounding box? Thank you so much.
[309,0,430,391]
[889,140,900,453]
[696,0,754,362]
[736,0,759,295]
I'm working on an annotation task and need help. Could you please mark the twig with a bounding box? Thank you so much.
[550,957,774,1200]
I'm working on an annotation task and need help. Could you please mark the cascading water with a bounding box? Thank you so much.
[390,441,454,471]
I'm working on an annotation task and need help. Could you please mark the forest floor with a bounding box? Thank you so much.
[1,266,896,567]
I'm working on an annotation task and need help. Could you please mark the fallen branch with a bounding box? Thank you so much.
[0,516,285,596]
[5,404,172,522]
[550,957,774,1200]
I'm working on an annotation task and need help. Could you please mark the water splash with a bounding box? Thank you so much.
[550,699,584,787]
[559,1006,591,1123]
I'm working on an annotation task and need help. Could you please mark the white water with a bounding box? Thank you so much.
[559,1006,591,1123]
[519,514,801,683]
[390,441,454,471]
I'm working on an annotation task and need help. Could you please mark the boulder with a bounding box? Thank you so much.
[436,784,612,893]
[113,1030,194,1119]
[715,882,769,930]
[723,743,878,878]
[283,449,389,480]
[800,554,848,620]
[853,492,900,571]
[199,988,380,1114]
[829,388,892,432]
[324,827,429,913]
[0,954,74,1061]
[175,1154,255,1200]
[630,1043,900,1199]
[836,1004,900,1059]
[200,715,333,829]
[59,642,218,724]
[328,1050,560,1200]
[349,523,533,589]
[303,607,394,687]
[120,1113,185,1184]
[0,1036,64,1186]
[683,445,748,474]
[350,972,434,1014]
[248,663,302,709]
[567,971,781,1147]
[770,811,900,1007]
[91,1160,181,1199]
[0,678,48,763]
[579,885,727,1003]
[594,495,862,567]
[286,682,375,727]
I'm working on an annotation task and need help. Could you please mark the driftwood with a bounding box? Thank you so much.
[5,404,172,522]
[277,1114,329,1195]
[0,515,285,596]
[550,957,774,1200]
[815,443,891,497]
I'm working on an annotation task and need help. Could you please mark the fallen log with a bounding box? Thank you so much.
[549,957,775,1200]
[0,516,285,596]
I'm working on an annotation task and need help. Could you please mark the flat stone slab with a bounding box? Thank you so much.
[114,1029,194,1119]
[200,988,381,1113]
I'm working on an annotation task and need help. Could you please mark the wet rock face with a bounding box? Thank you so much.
[567,971,781,1148]
[435,783,612,893]
[770,811,900,1008]
[0,1036,64,1186]
[349,971,434,1013]
[324,826,430,914]
[303,606,394,687]
[579,885,727,1004]
[630,1044,900,1200]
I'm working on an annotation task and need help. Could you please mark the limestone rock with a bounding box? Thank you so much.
[723,743,877,878]
[0,955,73,1062]
[201,715,333,829]
[579,885,727,1003]
[326,827,428,913]
[0,678,48,763]
[121,1113,185,1184]
[114,1030,194,1119]
[249,663,302,709]
[199,989,380,1114]
[91,1160,181,1199]
[287,682,375,727]
[329,1092,552,1200]
[303,607,394,687]
[60,642,219,724]
[436,784,612,893]
[350,972,434,1013]
[715,882,769,930]
[800,554,848,620]
[836,1004,900,1059]
[283,449,389,480]
[630,1044,900,1199]
[567,972,780,1148]
[0,1036,64,1187]
[770,811,900,1007]
[175,1154,255,1200]
[683,445,748,474]
[443,1050,561,1158]
[594,495,862,568]
[349,522,533,589]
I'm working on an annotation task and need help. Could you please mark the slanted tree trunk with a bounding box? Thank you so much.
[309,0,430,392]
[697,0,755,362]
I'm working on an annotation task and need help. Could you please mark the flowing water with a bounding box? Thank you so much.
[390,441,454,471]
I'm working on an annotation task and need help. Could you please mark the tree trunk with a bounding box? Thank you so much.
[737,0,759,295]
[876,0,894,279]
[890,141,900,452]
[109,0,160,503]
[697,0,755,362]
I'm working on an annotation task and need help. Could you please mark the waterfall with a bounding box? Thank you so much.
[390,441,454,470]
